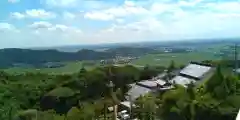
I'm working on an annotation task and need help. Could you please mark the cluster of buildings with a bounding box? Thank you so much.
[100,56,138,65]
[125,62,214,101]
[111,62,215,119]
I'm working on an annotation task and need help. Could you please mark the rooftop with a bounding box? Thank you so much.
[120,101,135,108]
[137,80,158,88]
[180,63,212,79]
[120,101,131,108]
[155,79,166,86]
[136,79,167,88]
[171,76,196,87]
[126,84,152,100]
[159,86,174,90]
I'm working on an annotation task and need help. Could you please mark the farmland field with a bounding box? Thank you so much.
[3,51,222,74]
[132,51,221,67]
[4,61,99,74]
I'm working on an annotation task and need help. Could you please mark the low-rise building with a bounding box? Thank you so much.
[126,79,172,101]
[171,76,195,87]
[170,62,214,87]
[125,84,152,101]
[124,62,214,105]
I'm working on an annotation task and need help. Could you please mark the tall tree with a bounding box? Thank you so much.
[168,60,176,72]
[206,65,224,92]
[78,66,87,77]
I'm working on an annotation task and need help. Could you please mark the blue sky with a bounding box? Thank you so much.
[0,0,240,48]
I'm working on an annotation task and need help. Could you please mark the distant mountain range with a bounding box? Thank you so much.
[1,38,239,68]
[29,38,240,52]
[0,47,158,68]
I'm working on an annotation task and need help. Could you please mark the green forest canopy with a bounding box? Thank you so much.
[0,62,239,120]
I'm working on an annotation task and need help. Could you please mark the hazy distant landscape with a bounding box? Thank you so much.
[1,39,238,74]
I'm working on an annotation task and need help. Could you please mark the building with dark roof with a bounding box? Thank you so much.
[125,79,172,100]
[125,84,152,101]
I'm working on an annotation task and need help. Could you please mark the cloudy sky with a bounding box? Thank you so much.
[0,0,240,48]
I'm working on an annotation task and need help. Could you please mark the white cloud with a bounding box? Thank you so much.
[204,2,240,13]
[3,0,240,48]
[26,9,56,19]
[11,9,56,19]
[29,21,81,34]
[51,24,81,33]
[116,19,124,23]
[99,4,240,41]
[83,0,201,21]
[0,23,14,30]
[8,0,20,3]
[96,17,168,43]
[63,12,76,19]
[103,17,163,34]
[45,0,78,7]
[150,3,183,15]
[178,0,203,7]
[10,12,25,19]
[84,12,114,21]
[216,13,240,18]
[124,1,135,7]
[44,0,113,10]
[150,3,172,14]
[29,21,53,29]
[54,24,69,31]
[84,1,148,21]
[0,23,18,32]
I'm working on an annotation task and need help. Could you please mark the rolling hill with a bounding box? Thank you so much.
[0,47,159,68]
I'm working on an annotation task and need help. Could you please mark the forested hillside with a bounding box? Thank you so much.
[0,47,160,68]
[0,49,113,68]
[0,63,239,120]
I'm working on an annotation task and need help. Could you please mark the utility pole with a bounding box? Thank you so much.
[103,100,107,120]
[129,95,133,119]
[108,67,117,120]
[234,44,238,74]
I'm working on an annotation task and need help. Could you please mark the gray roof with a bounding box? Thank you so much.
[120,101,131,108]
[120,101,136,108]
[234,68,240,73]
[180,64,211,79]
[137,80,158,88]
[126,84,152,100]
[171,76,196,87]
[159,86,174,90]
[155,79,166,86]
[137,79,166,88]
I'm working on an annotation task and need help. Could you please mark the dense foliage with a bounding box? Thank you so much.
[0,63,239,120]
[0,49,115,68]
[0,65,164,120]
[133,65,240,120]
